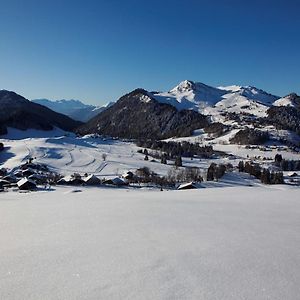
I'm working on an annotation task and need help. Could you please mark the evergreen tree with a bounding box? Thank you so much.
[175,156,182,167]
[161,155,167,164]
[238,161,244,172]
[261,169,271,184]
[207,163,217,181]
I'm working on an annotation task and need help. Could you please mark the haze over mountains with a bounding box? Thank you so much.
[32,98,114,122]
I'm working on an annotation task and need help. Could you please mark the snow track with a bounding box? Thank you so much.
[1,129,299,178]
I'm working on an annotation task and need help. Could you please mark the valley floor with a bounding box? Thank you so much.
[1,185,300,300]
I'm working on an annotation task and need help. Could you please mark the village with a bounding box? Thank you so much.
[1,143,300,193]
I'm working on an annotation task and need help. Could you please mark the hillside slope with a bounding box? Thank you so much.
[77,89,209,139]
[0,90,82,135]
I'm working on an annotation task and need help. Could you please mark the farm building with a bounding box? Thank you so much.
[103,177,128,186]
[177,182,197,190]
[83,174,101,185]
[17,178,37,191]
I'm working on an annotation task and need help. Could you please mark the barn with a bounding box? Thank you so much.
[83,174,101,185]
[17,178,37,191]
[177,182,197,190]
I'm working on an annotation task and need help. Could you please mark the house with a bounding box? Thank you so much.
[177,182,197,190]
[57,175,84,185]
[122,171,134,180]
[13,170,23,178]
[2,175,17,183]
[83,174,101,185]
[28,174,48,185]
[0,179,11,189]
[17,178,37,190]
[103,177,128,186]
[22,168,35,177]
[288,172,298,177]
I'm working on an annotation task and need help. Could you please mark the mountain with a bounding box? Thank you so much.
[267,93,300,135]
[153,80,279,119]
[0,90,82,135]
[77,89,209,139]
[32,99,113,122]
[273,93,300,108]
[153,80,227,110]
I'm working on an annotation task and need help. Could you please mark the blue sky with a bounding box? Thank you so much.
[0,0,299,105]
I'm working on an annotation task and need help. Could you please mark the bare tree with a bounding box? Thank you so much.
[102,153,107,161]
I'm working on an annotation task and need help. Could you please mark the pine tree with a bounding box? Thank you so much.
[161,155,167,164]
[175,156,182,168]
[261,169,271,184]
[238,161,244,172]
[207,163,217,181]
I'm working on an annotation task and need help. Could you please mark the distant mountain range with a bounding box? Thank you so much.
[0,90,82,135]
[78,80,299,140]
[1,81,299,144]
[32,98,114,122]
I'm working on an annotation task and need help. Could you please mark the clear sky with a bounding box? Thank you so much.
[0,0,299,105]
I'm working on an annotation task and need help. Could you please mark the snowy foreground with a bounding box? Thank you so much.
[1,186,300,300]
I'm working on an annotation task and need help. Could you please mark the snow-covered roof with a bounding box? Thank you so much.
[17,178,36,188]
[177,182,197,190]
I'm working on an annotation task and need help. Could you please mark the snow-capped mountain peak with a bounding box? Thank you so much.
[273,93,300,108]
[153,80,227,111]
[169,80,196,93]
[151,80,280,120]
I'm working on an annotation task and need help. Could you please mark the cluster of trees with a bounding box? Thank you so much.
[134,166,203,187]
[204,122,229,138]
[274,154,300,171]
[230,128,269,145]
[135,167,162,184]
[267,106,300,135]
[166,167,203,184]
[137,140,216,159]
[206,163,227,181]
[238,160,284,184]
[0,142,4,151]
[260,168,284,184]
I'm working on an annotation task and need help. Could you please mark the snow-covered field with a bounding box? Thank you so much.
[1,185,300,299]
[0,128,175,177]
[1,128,299,180]
[1,128,300,299]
